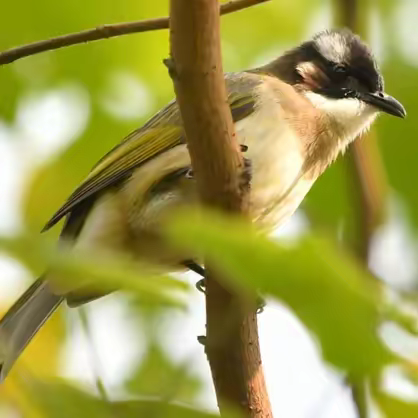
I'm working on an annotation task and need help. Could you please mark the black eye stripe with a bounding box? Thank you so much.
[323,61,350,82]
[350,68,379,91]
[322,61,378,91]
[302,47,382,92]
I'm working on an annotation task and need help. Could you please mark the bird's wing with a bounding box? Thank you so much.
[42,73,260,232]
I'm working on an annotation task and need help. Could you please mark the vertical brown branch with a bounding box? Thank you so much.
[167,0,272,416]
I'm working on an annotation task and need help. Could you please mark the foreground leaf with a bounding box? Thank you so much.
[0,233,189,308]
[374,390,418,418]
[125,343,201,403]
[27,379,228,418]
[168,210,395,377]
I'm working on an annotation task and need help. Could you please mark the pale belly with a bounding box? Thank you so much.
[234,105,314,230]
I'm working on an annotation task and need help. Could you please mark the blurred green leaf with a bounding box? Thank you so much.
[374,390,418,418]
[167,210,395,377]
[126,343,201,403]
[378,59,418,230]
[27,379,221,418]
[303,156,365,251]
[0,233,189,307]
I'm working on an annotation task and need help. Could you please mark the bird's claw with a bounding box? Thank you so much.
[197,335,206,346]
[196,278,206,293]
[185,168,194,179]
[256,295,266,314]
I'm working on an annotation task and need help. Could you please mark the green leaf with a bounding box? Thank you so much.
[302,155,366,252]
[26,379,222,418]
[125,343,201,403]
[167,210,395,377]
[374,390,418,418]
[0,233,189,308]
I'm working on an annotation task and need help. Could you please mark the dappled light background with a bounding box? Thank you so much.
[0,0,417,417]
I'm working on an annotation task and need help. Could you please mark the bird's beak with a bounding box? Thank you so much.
[360,91,406,118]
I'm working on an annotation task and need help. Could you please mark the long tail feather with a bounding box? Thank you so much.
[0,279,63,382]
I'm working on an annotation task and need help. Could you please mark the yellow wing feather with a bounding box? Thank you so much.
[43,125,183,231]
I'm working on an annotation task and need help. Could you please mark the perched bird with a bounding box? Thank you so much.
[0,29,405,381]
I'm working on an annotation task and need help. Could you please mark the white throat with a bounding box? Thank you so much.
[304,91,378,147]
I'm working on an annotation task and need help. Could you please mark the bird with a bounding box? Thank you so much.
[0,28,406,382]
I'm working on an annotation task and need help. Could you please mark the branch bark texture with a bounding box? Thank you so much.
[0,0,269,66]
[167,0,272,417]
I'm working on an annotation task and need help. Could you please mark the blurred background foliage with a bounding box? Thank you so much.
[0,0,417,417]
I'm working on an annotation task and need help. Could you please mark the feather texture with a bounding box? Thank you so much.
[43,74,259,233]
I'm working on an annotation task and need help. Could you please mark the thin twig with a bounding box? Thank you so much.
[0,0,269,66]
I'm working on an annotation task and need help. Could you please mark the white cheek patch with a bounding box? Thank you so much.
[304,91,364,118]
[304,91,378,141]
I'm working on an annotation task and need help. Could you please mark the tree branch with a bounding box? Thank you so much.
[167,0,272,417]
[0,0,269,66]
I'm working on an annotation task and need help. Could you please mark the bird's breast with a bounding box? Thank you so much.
[235,99,314,230]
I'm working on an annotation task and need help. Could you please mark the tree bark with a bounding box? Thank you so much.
[167,1,273,417]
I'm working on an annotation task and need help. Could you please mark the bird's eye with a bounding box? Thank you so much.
[333,64,347,74]
[330,64,348,83]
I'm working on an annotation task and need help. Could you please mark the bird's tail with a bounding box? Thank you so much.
[0,278,63,382]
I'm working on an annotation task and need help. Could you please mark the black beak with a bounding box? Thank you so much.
[360,91,406,118]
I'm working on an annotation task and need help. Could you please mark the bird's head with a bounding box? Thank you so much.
[265,29,405,139]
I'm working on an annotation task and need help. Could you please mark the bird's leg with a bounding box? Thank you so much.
[181,261,207,346]
[183,145,254,303]
[184,145,247,181]
[181,260,206,292]
[195,279,206,293]
[183,260,205,277]
[241,149,259,310]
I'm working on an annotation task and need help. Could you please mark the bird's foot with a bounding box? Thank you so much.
[196,278,206,293]
[256,295,266,314]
